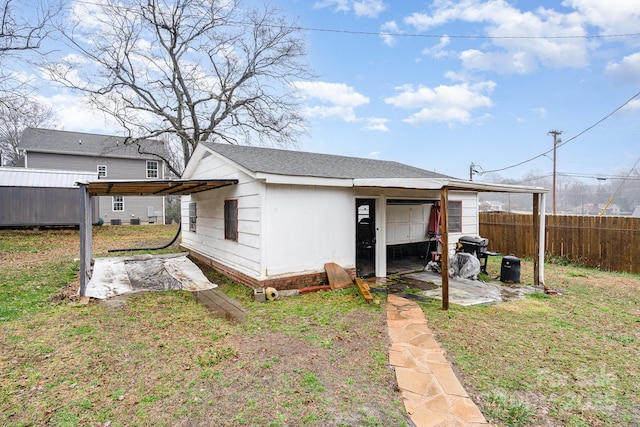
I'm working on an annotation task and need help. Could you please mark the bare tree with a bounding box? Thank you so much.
[0,96,55,166]
[0,0,59,54]
[0,0,61,102]
[46,0,311,176]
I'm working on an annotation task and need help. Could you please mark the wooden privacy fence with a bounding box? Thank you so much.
[479,212,640,274]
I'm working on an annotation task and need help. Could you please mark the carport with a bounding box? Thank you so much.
[77,179,238,297]
[355,178,548,310]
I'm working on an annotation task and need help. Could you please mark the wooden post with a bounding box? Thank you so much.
[539,193,546,289]
[532,192,548,291]
[79,184,93,297]
[533,193,540,288]
[440,187,449,310]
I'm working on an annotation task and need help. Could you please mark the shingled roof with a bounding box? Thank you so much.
[19,128,168,160]
[203,142,452,180]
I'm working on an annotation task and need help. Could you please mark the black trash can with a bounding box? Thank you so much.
[500,256,521,283]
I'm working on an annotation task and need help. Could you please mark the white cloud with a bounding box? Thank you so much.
[35,91,120,133]
[314,0,386,18]
[292,81,370,122]
[353,0,387,18]
[620,99,640,113]
[291,82,388,131]
[292,81,369,107]
[313,0,349,13]
[605,52,640,83]
[384,81,496,125]
[532,107,547,118]
[404,0,590,73]
[421,36,451,59]
[368,151,381,158]
[380,21,399,46]
[363,118,389,131]
[563,0,640,35]
[459,49,537,74]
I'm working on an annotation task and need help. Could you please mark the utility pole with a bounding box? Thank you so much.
[469,163,481,181]
[548,130,562,215]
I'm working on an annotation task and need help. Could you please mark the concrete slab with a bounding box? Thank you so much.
[85,253,216,299]
[403,270,538,306]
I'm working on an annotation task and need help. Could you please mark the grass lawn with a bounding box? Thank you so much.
[420,257,640,426]
[1,225,639,426]
[0,226,407,427]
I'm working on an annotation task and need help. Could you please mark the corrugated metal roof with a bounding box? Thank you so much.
[202,142,453,180]
[19,128,169,160]
[85,179,237,196]
[0,167,97,188]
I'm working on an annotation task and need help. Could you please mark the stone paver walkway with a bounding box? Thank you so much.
[387,294,492,427]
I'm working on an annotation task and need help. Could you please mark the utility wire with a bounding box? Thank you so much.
[481,89,640,174]
[243,22,640,40]
[72,0,640,40]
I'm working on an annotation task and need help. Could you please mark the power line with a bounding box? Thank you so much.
[72,0,640,41]
[481,89,640,174]
[244,23,640,41]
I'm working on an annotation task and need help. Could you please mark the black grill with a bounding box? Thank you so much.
[456,236,492,274]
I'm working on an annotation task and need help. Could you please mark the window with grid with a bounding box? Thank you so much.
[224,200,238,241]
[146,160,159,178]
[448,201,462,233]
[112,196,124,212]
[189,203,197,232]
[97,165,107,178]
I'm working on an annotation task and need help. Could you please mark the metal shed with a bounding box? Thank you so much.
[0,168,98,227]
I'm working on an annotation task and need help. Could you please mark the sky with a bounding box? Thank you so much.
[21,0,640,183]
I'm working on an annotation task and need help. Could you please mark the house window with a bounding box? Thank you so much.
[224,200,238,241]
[448,201,462,233]
[112,196,124,212]
[97,165,107,178]
[189,202,197,232]
[146,160,159,178]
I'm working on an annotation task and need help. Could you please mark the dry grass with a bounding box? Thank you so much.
[0,226,408,427]
[2,226,639,426]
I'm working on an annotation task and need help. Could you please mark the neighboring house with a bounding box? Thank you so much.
[179,142,542,290]
[18,128,168,224]
[0,167,98,227]
[479,200,504,212]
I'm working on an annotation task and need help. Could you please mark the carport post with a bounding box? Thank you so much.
[440,187,449,310]
[532,192,547,291]
[79,183,92,297]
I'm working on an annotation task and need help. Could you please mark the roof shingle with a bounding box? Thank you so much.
[19,128,168,160]
[203,142,452,180]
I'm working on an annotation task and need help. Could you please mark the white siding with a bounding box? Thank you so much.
[448,191,480,252]
[181,152,263,279]
[262,184,354,277]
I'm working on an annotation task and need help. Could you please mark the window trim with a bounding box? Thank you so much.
[188,202,197,232]
[146,160,159,178]
[97,164,107,178]
[448,200,462,233]
[112,195,124,212]
[224,199,238,241]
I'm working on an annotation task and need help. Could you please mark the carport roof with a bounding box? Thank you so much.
[82,179,237,196]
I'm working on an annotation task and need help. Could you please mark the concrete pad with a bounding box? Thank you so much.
[404,270,538,306]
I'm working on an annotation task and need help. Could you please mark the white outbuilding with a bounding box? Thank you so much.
[178,142,548,303]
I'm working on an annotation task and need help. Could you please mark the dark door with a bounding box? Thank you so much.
[356,199,376,277]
